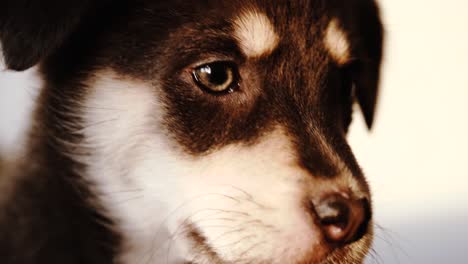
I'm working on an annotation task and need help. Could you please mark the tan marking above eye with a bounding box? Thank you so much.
[233,10,279,58]
[324,19,351,65]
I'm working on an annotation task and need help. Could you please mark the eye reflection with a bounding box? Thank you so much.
[192,62,239,94]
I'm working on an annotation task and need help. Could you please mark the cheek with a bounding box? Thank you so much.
[162,65,265,153]
[129,128,324,263]
[78,70,369,263]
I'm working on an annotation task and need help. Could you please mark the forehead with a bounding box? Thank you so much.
[104,0,381,76]
[171,1,358,51]
[113,0,379,74]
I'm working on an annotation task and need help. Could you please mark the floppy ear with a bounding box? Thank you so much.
[354,57,382,130]
[0,0,98,71]
[353,0,384,130]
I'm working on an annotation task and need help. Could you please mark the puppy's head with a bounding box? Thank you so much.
[1,0,384,263]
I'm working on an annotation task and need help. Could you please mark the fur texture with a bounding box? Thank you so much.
[0,0,384,263]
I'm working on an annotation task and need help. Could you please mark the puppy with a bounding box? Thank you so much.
[0,0,384,263]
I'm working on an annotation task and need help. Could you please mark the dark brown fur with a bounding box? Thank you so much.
[0,0,383,263]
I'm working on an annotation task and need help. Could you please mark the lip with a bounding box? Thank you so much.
[319,232,373,264]
[183,221,372,264]
[184,222,225,264]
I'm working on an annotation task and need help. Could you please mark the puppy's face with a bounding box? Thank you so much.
[1,0,383,263]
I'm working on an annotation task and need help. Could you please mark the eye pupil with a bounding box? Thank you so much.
[206,64,228,85]
[193,62,239,94]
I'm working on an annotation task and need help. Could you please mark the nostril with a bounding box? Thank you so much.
[313,194,371,245]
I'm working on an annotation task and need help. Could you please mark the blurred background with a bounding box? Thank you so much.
[1,0,467,263]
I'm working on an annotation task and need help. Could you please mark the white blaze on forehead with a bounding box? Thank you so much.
[324,19,351,65]
[233,10,279,58]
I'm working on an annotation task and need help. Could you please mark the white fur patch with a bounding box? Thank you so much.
[0,67,42,205]
[324,19,351,65]
[0,42,5,70]
[79,70,366,263]
[233,10,279,58]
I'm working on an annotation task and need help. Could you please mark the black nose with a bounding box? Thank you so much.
[313,194,371,245]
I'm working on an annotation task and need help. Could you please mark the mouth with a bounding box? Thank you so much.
[184,223,226,264]
[183,222,372,264]
[318,233,373,264]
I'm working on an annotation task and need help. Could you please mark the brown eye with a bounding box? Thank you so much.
[192,62,240,94]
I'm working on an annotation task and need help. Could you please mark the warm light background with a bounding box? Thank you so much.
[348,0,468,263]
[1,0,467,263]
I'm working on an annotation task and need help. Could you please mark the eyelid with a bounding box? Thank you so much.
[188,55,239,70]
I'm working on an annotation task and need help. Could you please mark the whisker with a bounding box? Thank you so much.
[207,219,277,246]
[237,240,267,260]
[96,188,145,196]
[373,223,413,264]
[72,118,119,134]
[143,202,250,264]
[81,105,124,111]
[367,247,383,264]
[162,208,251,264]
[110,195,145,205]
[213,184,273,210]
